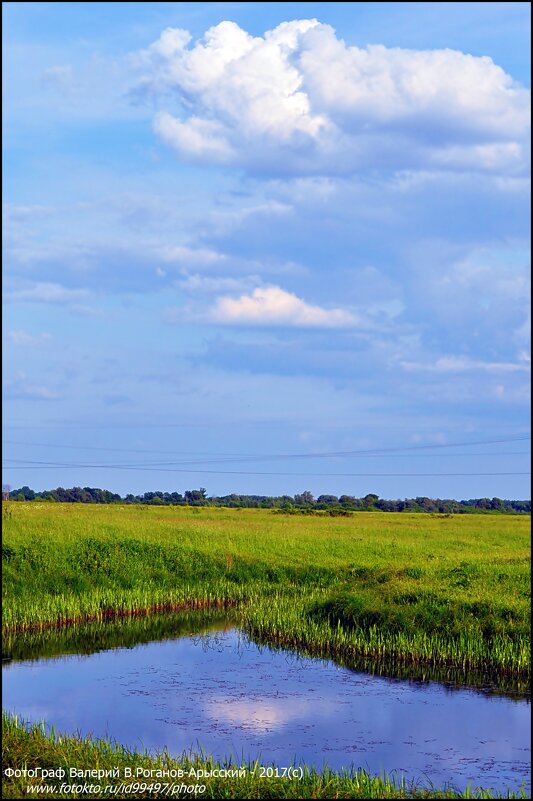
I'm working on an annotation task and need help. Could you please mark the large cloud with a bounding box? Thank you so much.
[137,19,530,175]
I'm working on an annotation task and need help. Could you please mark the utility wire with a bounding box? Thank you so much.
[3,459,530,478]
[3,434,530,464]
[2,452,530,468]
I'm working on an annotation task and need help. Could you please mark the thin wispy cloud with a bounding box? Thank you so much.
[5,373,62,402]
[7,329,51,346]
[178,274,262,294]
[401,356,531,373]
[7,282,92,304]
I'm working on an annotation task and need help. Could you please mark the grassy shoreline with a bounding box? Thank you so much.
[2,597,238,635]
[3,714,528,799]
[2,503,530,679]
[2,505,530,799]
[3,610,528,699]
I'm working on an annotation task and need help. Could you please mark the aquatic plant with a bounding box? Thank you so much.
[2,503,530,680]
[3,714,528,799]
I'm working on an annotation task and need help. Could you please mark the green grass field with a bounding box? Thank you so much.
[2,502,530,677]
[2,502,530,799]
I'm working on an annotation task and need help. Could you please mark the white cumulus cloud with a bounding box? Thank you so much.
[136,19,530,175]
[209,285,357,327]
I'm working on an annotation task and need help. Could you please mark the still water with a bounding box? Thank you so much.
[3,623,530,796]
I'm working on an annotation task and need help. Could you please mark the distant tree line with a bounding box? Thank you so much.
[6,486,531,513]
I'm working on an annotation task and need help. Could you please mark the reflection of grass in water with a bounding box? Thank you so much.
[2,610,235,662]
[4,611,529,699]
[242,625,530,699]
[3,713,529,799]
[2,503,530,680]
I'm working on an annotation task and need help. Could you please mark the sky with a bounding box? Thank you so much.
[2,2,531,500]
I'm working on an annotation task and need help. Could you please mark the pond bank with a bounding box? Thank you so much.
[8,713,526,799]
[3,620,530,798]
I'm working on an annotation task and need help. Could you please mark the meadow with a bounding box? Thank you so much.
[2,502,530,677]
[2,502,530,798]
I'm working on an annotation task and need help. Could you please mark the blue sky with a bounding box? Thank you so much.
[3,2,531,499]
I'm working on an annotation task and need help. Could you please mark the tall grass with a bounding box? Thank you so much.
[2,503,530,680]
[241,593,530,679]
[3,714,527,799]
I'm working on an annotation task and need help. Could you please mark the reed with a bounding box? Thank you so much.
[3,714,527,799]
[2,503,530,679]
[239,593,530,680]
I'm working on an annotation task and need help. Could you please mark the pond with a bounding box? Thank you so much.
[3,615,530,796]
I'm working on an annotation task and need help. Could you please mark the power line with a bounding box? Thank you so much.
[2,452,530,468]
[2,459,530,478]
[269,435,532,458]
[3,434,530,464]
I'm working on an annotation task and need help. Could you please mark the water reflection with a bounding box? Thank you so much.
[3,612,529,699]
[2,611,233,663]
[3,623,530,797]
